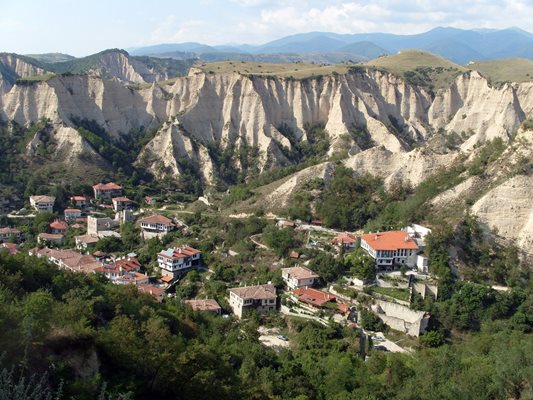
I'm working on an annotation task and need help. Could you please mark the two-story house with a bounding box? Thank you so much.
[29,195,55,212]
[360,231,419,269]
[157,246,201,278]
[64,209,82,222]
[228,284,277,318]
[92,182,123,201]
[139,214,176,239]
[49,219,68,234]
[112,197,132,212]
[70,195,89,208]
[0,227,22,242]
[281,266,319,289]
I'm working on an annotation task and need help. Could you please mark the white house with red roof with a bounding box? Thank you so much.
[64,209,82,221]
[112,197,132,212]
[157,246,201,278]
[29,195,55,212]
[0,227,22,241]
[139,214,176,239]
[229,284,277,318]
[50,219,68,234]
[70,195,89,208]
[281,266,319,289]
[360,231,419,269]
[331,233,358,250]
[93,182,123,201]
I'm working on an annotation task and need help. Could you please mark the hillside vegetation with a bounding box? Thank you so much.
[468,58,533,83]
[363,50,468,90]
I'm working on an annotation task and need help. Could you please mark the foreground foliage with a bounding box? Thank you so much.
[0,253,531,399]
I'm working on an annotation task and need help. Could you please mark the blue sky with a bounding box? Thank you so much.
[1,0,532,56]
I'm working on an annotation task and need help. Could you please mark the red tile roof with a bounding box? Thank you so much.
[138,284,166,302]
[50,220,68,230]
[159,246,201,260]
[139,214,174,225]
[93,182,122,190]
[332,233,357,245]
[114,257,141,272]
[71,196,87,201]
[292,288,336,307]
[361,231,419,251]
[64,208,81,213]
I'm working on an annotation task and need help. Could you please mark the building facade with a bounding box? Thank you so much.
[29,195,55,212]
[157,246,201,278]
[360,231,419,269]
[281,266,319,289]
[92,182,123,201]
[228,284,277,318]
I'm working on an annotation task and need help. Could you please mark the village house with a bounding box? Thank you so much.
[114,272,150,285]
[332,233,358,250]
[92,182,123,201]
[37,233,64,245]
[64,209,82,222]
[360,231,419,269]
[139,214,176,239]
[75,234,99,251]
[0,242,19,255]
[70,195,89,208]
[50,219,68,234]
[30,247,102,274]
[112,196,132,212]
[281,266,319,289]
[157,246,201,278]
[138,284,166,302]
[0,227,22,242]
[29,195,55,213]
[229,284,277,319]
[277,219,296,228]
[291,287,336,308]
[185,299,222,315]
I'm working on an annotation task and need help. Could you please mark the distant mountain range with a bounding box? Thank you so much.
[126,27,533,64]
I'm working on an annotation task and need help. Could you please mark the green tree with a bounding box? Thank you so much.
[345,249,376,281]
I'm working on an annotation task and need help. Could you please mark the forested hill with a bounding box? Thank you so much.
[0,252,531,399]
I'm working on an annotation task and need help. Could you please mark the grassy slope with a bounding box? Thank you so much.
[468,58,533,83]
[363,50,468,90]
[196,60,355,79]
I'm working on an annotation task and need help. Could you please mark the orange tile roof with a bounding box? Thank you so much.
[292,288,336,307]
[64,208,81,213]
[360,231,418,251]
[332,233,357,245]
[71,196,87,201]
[50,220,68,230]
[159,246,201,260]
[93,182,122,190]
[112,196,131,202]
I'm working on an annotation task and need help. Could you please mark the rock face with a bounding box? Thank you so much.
[0,54,48,94]
[472,175,533,253]
[2,69,530,183]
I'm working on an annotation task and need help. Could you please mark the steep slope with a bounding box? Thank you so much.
[0,53,49,94]
[1,67,531,183]
[45,49,190,84]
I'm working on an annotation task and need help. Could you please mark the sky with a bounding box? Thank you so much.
[0,0,532,56]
